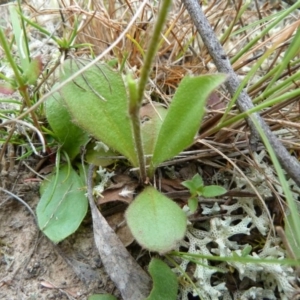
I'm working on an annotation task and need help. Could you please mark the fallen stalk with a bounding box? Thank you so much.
[182,0,300,186]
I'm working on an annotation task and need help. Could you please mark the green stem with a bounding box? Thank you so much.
[0,27,40,130]
[128,0,171,182]
[19,13,58,43]
[201,87,300,138]
[131,110,147,182]
[137,0,172,103]
[128,75,147,182]
[0,27,23,85]
[17,0,30,63]
[230,1,300,65]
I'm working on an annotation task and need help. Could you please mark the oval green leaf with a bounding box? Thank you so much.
[188,197,198,213]
[151,74,226,168]
[46,84,89,160]
[145,258,178,300]
[85,142,118,167]
[37,165,88,243]
[140,103,167,158]
[201,185,227,198]
[125,187,186,253]
[59,60,138,166]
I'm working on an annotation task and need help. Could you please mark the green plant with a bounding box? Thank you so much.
[0,4,42,130]
[0,2,90,162]
[5,1,300,299]
[145,258,178,300]
[87,259,177,300]
[32,1,224,298]
[36,0,225,251]
[38,57,225,246]
[38,58,224,247]
[182,174,227,212]
[20,11,92,60]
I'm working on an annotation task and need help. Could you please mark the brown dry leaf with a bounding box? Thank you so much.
[97,173,138,204]
[97,174,136,246]
[88,182,151,299]
[98,186,135,205]
[107,212,135,247]
[160,177,185,192]
[207,92,225,111]
[107,174,136,190]
[140,103,168,159]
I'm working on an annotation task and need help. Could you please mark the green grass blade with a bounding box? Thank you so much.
[263,25,300,96]
[249,115,300,257]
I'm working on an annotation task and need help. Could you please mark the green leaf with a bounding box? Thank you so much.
[125,187,186,253]
[46,84,89,160]
[241,245,252,257]
[263,26,300,96]
[181,180,197,195]
[59,59,138,166]
[127,73,139,109]
[182,174,204,193]
[9,5,30,71]
[285,214,300,259]
[151,74,226,168]
[191,173,204,187]
[201,185,227,198]
[85,142,117,167]
[88,294,117,300]
[0,83,15,95]
[24,56,43,85]
[188,197,198,213]
[140,103,167,157]
[145,258,178,300]
[37,165,88,243]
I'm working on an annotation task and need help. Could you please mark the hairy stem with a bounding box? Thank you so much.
[128,0,172,182]
[137,0,172,103]
[129,101,148,182]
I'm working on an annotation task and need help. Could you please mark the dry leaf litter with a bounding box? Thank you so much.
[1,0,300,299]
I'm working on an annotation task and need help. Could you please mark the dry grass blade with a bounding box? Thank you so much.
[87,165,151,300]
[182,0,300,187]
[0,187,36,221]
[197,138,275,233]
[232,19,300,70]
[2,0,300,298]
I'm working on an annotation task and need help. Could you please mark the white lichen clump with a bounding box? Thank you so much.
[89,166,115,197]
[175,151,297,300]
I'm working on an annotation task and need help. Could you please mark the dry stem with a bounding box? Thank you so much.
[182,0,300,187]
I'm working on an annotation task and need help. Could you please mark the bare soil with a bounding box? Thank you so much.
[1,1,300,299]
[0,167,119,300]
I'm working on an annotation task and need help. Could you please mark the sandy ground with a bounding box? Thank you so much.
[0,168,120,300]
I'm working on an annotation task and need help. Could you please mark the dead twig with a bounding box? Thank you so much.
[182,0,300,187]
